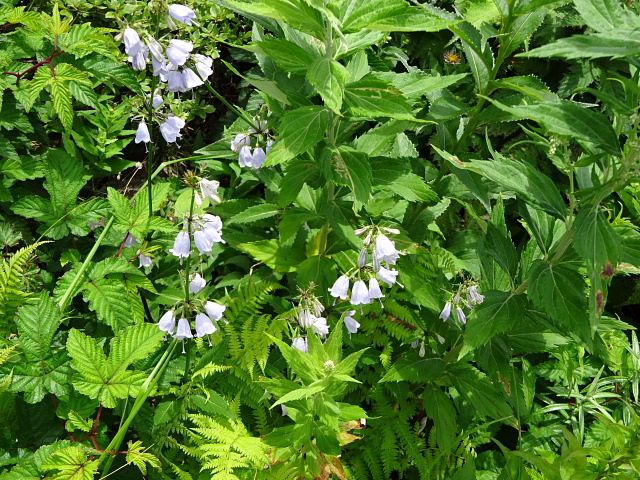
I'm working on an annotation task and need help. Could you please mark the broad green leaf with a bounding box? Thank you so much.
[345,76,416,120]
[370,157,437,202]
[444,153,568,219]
[42,445,98,480]
[335,146,372,206]
[44,149,85,221]
[507,322,569,353]
[227,204,280,225]
[269,336,323,385]
[82,279,143,331]
[484,98,621,156]
[447,363,514,423]
[106,323,164,378]
[236,239,303,273]
[378,72,468,104]
[279,207,322,243]
[278,160,322,206]
[520,203,559,253]
[341,0,407,32]
[573,206,621,270]
[465,291,527,348]
[485,223,518,279]
[528,260,590,343]
[255,38,318,74]
[572,0,623,31]
[455,22,493,94]
[279,106,331,156]
[380,352,445,382]
[423,384,457,452]
[522,30,640,60]
[307,58,349,113]
[501,9,546,58]
[190,389,236,420]
[51,79,73,130]
[366,6,461,32]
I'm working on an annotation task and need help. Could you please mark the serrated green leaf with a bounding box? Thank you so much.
[236,239,303,273]
[423,384,457,451]
[573,0,624,31]
[366,6,461,32]
[42,445,98,480]
[227,204,279,225]
[82,278,143,331]
[380,352,445,382]
[255,38,317,74]
[307,58,349,113]
[501,9,547,58]
[335,146,372,206]
[483,98,621,156]
[485,223,519,279]
[191,389,236,420]
[345,75,416,120]
[573,206,621,270]
[465,291,527,348]
[279,106,331,156]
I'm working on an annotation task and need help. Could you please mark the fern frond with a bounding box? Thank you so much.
[0,241,48,332]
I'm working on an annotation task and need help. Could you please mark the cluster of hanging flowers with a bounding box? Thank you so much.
[231,117,274,169]
[439,284,485,325]
[328,228,403,312]
[157,299,226,352]
[123,4,213,145]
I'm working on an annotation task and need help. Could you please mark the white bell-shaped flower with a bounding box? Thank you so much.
[298,309,315,328]
[194,54,213,79]
[123,28,144,56]
[344,310,360,335]
[195,313,217,337]
[138,254,153,268]
[158,310,176,334]
[129,50,149,71]
[328,275,349,300]
[193,229,213,255]
[135,122,150,144]
[467,286,485,305]
[169,231,191,264]
[174,318,193,338]
[182,68,204,89]
[291,337,308,353]
[147,37,164,62]
[231,133,250,152]
[375,234,400,265]
[168,4,197,25]
[377,266,399,288]
[167,70,187,92]
[456,307,467,325]
[368,278,384,303]
[123,233,138,247]
[251,147,266,169]
[152,95,164,108]
[152,58,170,81]
[238,145,253,167]
[200,179,221,204]
[351,280,371,305]
[159,116,185,143]
[189,273,206,294]
[311,316,329,338]
[439,302,452,321]
[204,300,226,321]
[203,214,223,231]
[166,39,193,66]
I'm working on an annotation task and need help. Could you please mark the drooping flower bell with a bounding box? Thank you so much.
[159,116,185,144]
[368,278,384,306]
[170,231,191,264]
[439,302,452,321]
[189,273,206,294]
[375,234,400,265]
[298,309,315,328]
[157,310,176,335]
[456,307,467,325]
[193,54,213,79]
[351,280,371,305]
[200,179,221,204]
[138,254,153,268]
[377,266,399,288]
[204,300,226,321]
[311,316,329,338]
[174,318,193,353]
[195,313,217,342]
[467,285,485,305]
[344,310,360,335]
[291,337,308,353]
[135,122,150,144]
[168,4,197,25]
[166,39,193,66]
[328,275,349,300]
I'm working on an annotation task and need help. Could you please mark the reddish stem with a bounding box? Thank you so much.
[2,50,64,80]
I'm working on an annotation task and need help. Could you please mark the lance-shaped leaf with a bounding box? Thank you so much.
[227,204,280,225]
[423,384,458,452]
[483,97,621,156]
[485,223,519,279]
[573,206,621,270]
[380,352,445,382]
[255,38,318,75]
[522,30,640,60]
[334,146,372,206]
[345,75,416,120]
[465,290,527,348]
[7,294,72,403]
[279,106,331,156]
[307,58,349,113]
[572,0,624,31]
[67,324,164,408]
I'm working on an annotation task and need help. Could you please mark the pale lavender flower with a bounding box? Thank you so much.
[375,234,400,265]
[182,67,204,89]
[152,58,170,81]
[439,302,452,321]
[158,310,176,334]
[419,344,426,357]
[344,310,360,335]
[456,307,466,325]
[200,179,221,204]
[195,313,217,337]
[468,286,485,305]
[368,278,384,305]
[159,116,185,143]
[166,39,192,66]
[351,280,371,305]
[123,233,138,247]
[135,122,150,144]
[298,309,315,328]
[204,300,226,321]
[238,145,253,167]
[152,95,164,108]
[147,37,164,62]
[231,134,250,152]
[167,70,187,92]
[138,254,153,268]
[193,229,213,255]
[189,273,206,294]
[311,316,329,338]
[281,404,289,416]
[170,231,191,263]
[357,248,367,268]
[194,54,213,79]
[251,147,266,169]
[328,275,349,300]
[291,337,308,353]
[123,28,144,56]
[168,4,197,25]
[377,266,399,287]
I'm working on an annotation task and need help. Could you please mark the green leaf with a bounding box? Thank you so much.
[522,30,640,60]
[278,160,322,206]
[190,389,236,420]
[423,384,457,452]
[269,336,324,385]
[465,291,527,348]
[227,203,280,225]
[307,58,349,113]
[573,206,621,270]
[44,149,85,222]
[335,146,372,206]
[365,6,461,32]
[447,363,514,423]
[572,0,624,31]
[380,352,445,382]
[484,98,621,156]
[370,157,437,202]
[378,72,468,104]
[236,239,302,273]
[344,76,416,120]
[279,106,331,156]
[255,38,318,74]
[501,9,547,58]
[42,445,98,480]
[485,223,518,279]
[527,260,590,343]
[445,152,568,219]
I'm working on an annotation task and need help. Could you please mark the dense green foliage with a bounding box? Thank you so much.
[2,0,640,478]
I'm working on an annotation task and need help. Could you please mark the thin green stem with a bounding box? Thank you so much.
[201,81,254,129]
